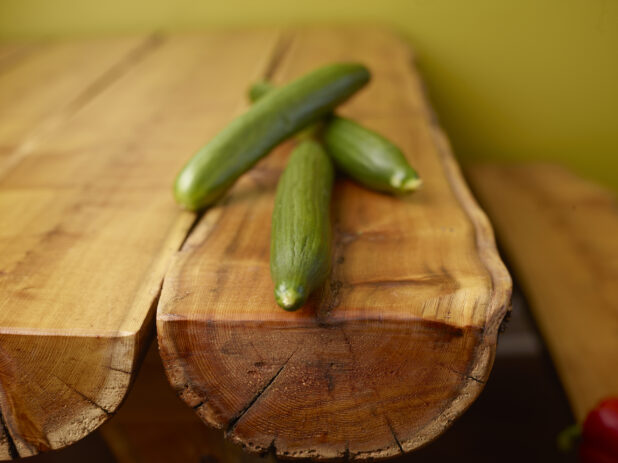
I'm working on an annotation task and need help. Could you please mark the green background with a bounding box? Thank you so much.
[2,0,616,189]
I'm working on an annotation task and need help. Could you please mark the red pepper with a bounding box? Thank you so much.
[579,398,618,462]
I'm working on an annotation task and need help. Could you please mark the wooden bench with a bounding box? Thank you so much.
[468,163,618,421]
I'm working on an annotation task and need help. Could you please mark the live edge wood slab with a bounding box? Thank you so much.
[157,28,511,460]
[0,31,284,459]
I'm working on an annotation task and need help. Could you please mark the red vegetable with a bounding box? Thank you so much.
[579,398,618,462]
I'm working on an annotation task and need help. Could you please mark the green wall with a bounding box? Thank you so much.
[2,0,617,188]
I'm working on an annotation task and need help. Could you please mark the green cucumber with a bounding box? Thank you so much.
[174,63,370,211]
[323,117,421,193]
[271,139,334,311]
[249,81,422,194]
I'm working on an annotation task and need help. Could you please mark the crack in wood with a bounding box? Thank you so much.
[64,33,164,120]
[192,401,205,411]
[262,31,294,82]
[178,210,205,251]
[343,442,350,462]
[338,325,354,356]
[104,365,132,375]
[324,367,335,394]
[0,34,164,182]
[466,375,485,384]
[499,309,511,334]
[0,410,20,459]
[336,325,408,459]
[439,364,486,384]
[385,417,404,454]
[265,437,276,457]
[51,374,112,416]
[225,349,296,436]
[348,274,458,290]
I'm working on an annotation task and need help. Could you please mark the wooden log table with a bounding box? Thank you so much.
[0,27,511,460]
[157,28,511,460]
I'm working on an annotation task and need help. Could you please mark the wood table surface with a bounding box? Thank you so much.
[0,30,282,458]
[156,28,511,460]
[0,28,511,460]
[467,164,618,421]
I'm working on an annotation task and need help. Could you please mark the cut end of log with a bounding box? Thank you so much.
[0,332,139,459]
[159,317,495,460]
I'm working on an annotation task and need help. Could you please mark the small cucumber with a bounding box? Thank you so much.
[271,139,334,311]
[323,117,421,193]
[174,63,370,211]
[249,81,421,194]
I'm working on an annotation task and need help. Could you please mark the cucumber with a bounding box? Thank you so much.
[174,63,370,211]
[249,81,421,194]
[271,139,334,311]
[323,117,421,193]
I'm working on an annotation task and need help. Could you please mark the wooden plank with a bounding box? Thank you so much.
[0,30,281,459]
[467,163,618,421]
[157,27,511,460]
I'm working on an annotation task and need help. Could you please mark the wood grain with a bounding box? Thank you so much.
[100,342,276,463]
[467,163,618,421]
[0,30,281,458]
[0,37,153,174]
[158,28,511,460]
